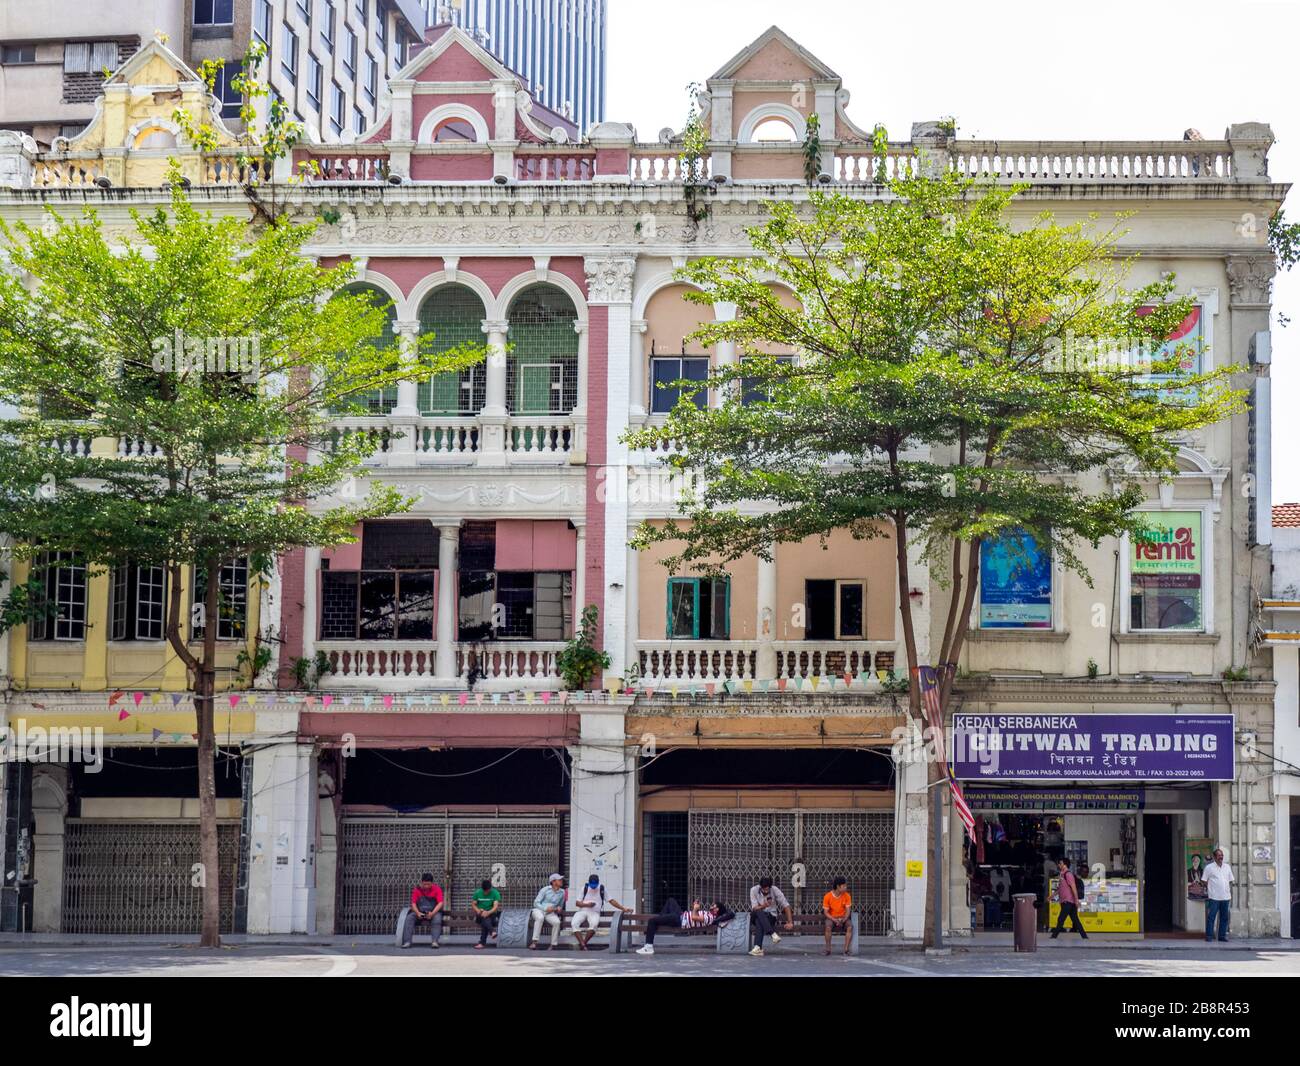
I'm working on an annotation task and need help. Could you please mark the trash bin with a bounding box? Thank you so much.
[1013,893,1038,952]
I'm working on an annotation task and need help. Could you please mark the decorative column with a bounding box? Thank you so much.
[573,519,587,618]
[625,523,640,683]
[478,318,510,466]
[629,319,648,424]
[391,319,421,464]
[712,301,738,408]
[246,742,319,934]
[435,522,461,681]
[568,701,636,906]
[583,254,637,679]
[756,545,777,681]
[572,320,589,460]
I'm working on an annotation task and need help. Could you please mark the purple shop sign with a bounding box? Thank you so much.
[951,713,1235,781]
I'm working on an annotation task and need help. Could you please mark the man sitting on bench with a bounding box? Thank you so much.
[822,876,853,956]
[749,876,793,957]
[570,874,607,950]
[635,898,734,956]
[401,872,444,949]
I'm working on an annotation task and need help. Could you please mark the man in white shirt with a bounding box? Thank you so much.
[1200,848,1234,942]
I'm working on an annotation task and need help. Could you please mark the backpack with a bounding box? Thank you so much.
[1075,873,1085,901]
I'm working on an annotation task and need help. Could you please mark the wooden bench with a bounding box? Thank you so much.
[612,910,751,954]
[755,911,861,954]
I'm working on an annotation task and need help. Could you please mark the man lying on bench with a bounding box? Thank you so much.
[635,899,735,955]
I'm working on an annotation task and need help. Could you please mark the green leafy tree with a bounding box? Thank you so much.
[0,182,483,946]
[625,174,1246,947]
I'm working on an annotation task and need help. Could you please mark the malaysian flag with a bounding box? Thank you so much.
[915,665,976,839]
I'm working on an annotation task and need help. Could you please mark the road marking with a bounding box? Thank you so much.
[863,958,932,976]
[309,948,357,977]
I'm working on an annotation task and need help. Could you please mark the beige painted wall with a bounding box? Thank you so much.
[775,527,897,642]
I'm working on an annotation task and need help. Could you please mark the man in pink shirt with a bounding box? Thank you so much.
[1049,856,1088,940]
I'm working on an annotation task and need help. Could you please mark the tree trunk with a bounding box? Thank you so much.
[195,557,222,948]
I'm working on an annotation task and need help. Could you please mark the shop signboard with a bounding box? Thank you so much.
[963,788,1144,811]
[952,713,1235,781]
[979,528,1052,628]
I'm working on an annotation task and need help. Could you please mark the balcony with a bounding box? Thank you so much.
[324,414,579,466]
[635,640,899,687]
[314,639,566,690]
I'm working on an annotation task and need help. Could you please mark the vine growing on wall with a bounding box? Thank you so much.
[678,82,712,233]
[802,112,822,184]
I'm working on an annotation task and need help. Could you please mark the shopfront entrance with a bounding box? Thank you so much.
[963,787,1211,936]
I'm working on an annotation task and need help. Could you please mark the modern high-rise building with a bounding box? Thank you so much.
[0,0,427,148]
[430,0,606,133]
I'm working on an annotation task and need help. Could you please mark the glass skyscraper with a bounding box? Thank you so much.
[424,0,607,133]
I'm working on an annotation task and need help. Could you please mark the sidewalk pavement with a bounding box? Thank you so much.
[2,932,1297,951]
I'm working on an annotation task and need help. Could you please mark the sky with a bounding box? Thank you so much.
[604,0,1300,503]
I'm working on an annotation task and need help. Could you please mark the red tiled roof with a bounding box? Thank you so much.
[1273,503,1300,527]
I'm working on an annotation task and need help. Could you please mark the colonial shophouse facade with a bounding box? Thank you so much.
[0,26,1291,941]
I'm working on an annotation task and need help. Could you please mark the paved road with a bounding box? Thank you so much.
[2,943,1298,977]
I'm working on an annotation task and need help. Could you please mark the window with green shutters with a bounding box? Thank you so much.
[335,283,398,415]
[416,283,485,415]
[505,284,578,415]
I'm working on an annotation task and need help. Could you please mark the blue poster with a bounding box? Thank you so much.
[979,529,1051,628]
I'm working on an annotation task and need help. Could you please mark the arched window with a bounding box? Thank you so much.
[432,117,478,143]
[750,117,798,143]
[134,126,178,149]
[416,283,486,415]
[336,283,398,414]
[506,284,578,415]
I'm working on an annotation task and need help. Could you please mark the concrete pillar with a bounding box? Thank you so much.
[568,702,636,907]
[712,301,737,408]
[435,522,460,681]
[573,519,587,616]
[246,742,319,934]
[756,546,777,680]
[30,766,68,933]
[391,319,421,417]
[629,319,648,423]
[624,525,639,682]
[479,318,509,465]
[572,320,589,460]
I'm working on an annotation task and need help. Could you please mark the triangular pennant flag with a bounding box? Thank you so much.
[877,670,888,682]
[404,695,414,708]
[474,692,485,706]
[109,690,125,706]
[705,683,716,696]
[133,692,145,706]
[362,695,374,708]
[859,672,870,687]
[760,679,771,693]
[744,680,754,694]
[458,692,468,706]
[723,680,737,695]
[793,676,803,690]
[810,676,820,691]
[524,690,534,703]
[689,686,698,698]
[492,693,501,705]
[150,693,162,705]
[607,678,621,696]
[844,673,853,688]
[508,692,518,703]
[322,695,333,708]
[118,709,130,721]
[540,691,551,704]
[151,728,162,741]
[342,696,352,706]
[777,678,788,691]
[171,733,184,743]
[171,693,183,706]
[382,694,394,708]
[422,694,431,707]
[228,695,240,708]
[643,688,655,699]
[440,693,450,706]
[670,685,679,699]
[303,695,315,707]
[246,694,258,706]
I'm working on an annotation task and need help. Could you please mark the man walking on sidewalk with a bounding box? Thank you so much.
[1048,856,1088,940]
[1201,848,1235,942]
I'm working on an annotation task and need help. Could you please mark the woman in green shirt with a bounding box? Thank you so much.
[472,879,503,948]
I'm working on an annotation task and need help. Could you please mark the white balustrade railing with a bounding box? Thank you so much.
[950,141,1233,182]
[315,640,567,689]
[629,149,710,182]
[118,436,160,458]
[50,431,94,456]
[834,147,918,183]
[316,640,437,682]
[507,417,573,458]
[772,641,897,682]
[636,641,760,684]
[414,418,479,458]
[458,642,566,684]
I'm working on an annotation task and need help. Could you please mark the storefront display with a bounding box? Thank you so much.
[1049,876,1140,932]
[1185,836,1214,901]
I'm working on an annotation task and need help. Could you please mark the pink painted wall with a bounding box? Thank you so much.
[729,40,819,84]
[495,520,576,570]
[321,524,363,570]
[416,40,497,83]
[409,153,494,181]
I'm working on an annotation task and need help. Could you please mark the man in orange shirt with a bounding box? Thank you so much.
[822,877,853,956]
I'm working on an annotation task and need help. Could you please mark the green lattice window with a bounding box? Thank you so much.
[506,284,578,415]
[416,283,486,415]
[335,283,398,415]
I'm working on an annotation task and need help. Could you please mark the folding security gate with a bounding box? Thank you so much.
[686,810,894,935]
[337,812,568,934]
[62,820,240,934]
